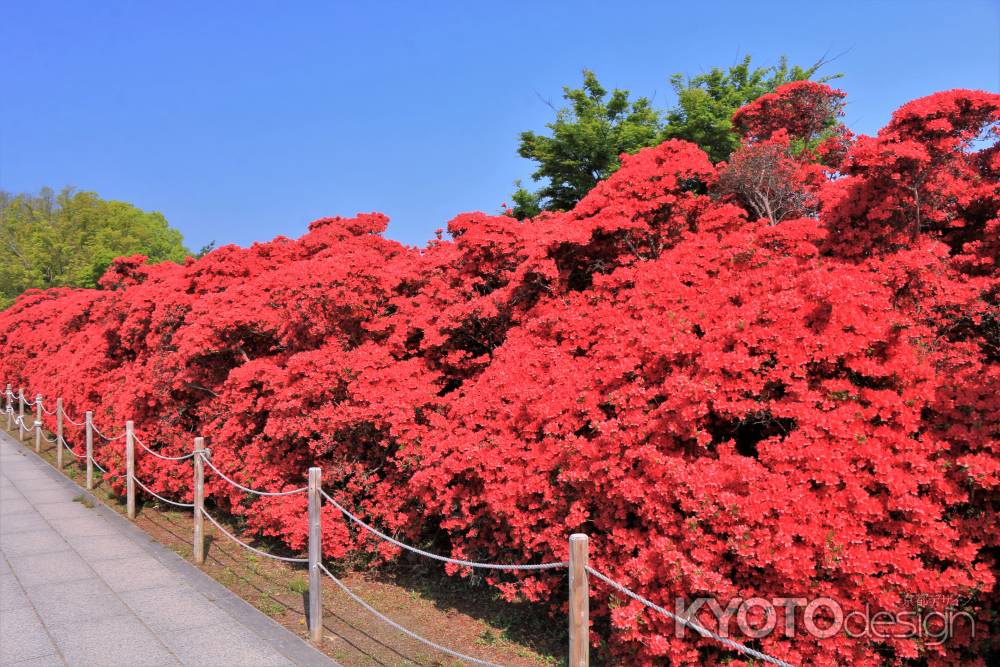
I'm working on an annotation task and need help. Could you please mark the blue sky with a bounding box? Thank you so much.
[2,0,997,251]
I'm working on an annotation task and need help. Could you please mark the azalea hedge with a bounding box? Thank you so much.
[2,85,997,666]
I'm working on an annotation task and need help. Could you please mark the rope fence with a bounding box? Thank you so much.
[62,410,87,427]
[132,473,195,508]
[318,563,504,667]
[3,384,793,667]
[134,434,195,461]
[202,456,307,497]
[319,488,568,572]
[201,507,309,563]
[91,422,126,441]
[89,454,109,475]
[586,567,794,667]
[61,438,82,458]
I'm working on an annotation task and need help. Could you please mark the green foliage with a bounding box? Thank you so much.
[664,55,841,163]
[195,240,217,258]
[510,180,543,219]
[288,577,309,595]
[513,56,840,215]
[515,70,662,217]
[0,187,189,308]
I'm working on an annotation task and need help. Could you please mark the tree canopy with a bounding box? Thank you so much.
[663,55,838,162]
[513,70,662,217]
[0,187,189,308]
[513,55,841,216]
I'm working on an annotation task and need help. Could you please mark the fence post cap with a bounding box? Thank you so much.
[569,533,589,543]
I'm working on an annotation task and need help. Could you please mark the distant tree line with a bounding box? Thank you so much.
[1,187,190,308]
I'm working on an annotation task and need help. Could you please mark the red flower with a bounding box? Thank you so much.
[2,86,998,666]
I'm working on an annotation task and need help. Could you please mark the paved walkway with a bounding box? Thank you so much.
[0,430,337,667]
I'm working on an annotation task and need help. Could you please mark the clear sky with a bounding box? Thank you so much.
[2,0,998,251]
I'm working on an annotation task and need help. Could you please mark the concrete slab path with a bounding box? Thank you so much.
[0,430,338,667]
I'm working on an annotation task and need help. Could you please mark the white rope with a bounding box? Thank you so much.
[131,474,195,508]
[92,461,121,481]
[200,508,308,563]
[90,455,109,474]
[134,434,195,461]
[42,431,58,443]
[319,563,502,667]
[202,456,307,497]
[61,409,86,427]
[91,423,126,441]
[586,567,793,667]
[320,489,567,572]
[42,404,56,416]
[62,439,82,458]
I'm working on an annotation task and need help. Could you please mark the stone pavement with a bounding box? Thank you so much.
[0,430,338,667]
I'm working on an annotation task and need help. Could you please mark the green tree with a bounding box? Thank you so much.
[663,55,840,163]
[0,187,189,308]
[513,56,840,216]
[515,70,662,217]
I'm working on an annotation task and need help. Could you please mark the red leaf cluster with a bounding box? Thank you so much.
[2,86,998,666]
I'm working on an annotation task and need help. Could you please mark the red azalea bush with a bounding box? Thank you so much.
[2,84,998,666]
[732,80,847,147]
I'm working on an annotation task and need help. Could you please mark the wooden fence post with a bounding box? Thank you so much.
[56,398,64,469]
[569,533,590,667]
[85,411,94,490]
[34,395,42,452]
[308,467,323,644]
[126,421,135,519]
[5,384,11,430]
[193,436,205,565]
[18,388,25,441]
